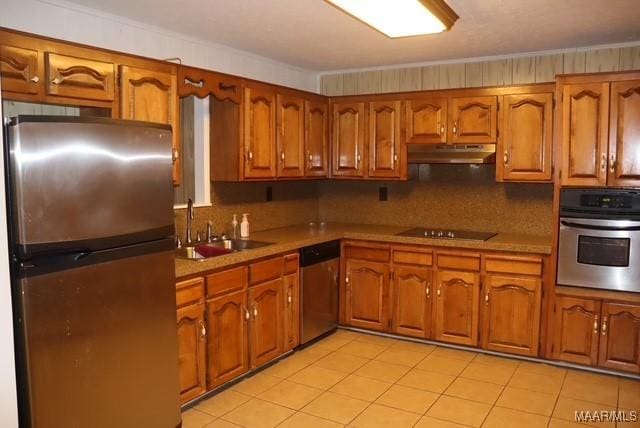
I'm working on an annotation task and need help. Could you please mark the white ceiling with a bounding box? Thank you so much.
[65,0,640,71]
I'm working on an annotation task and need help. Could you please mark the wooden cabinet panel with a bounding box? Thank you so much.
[177,303,206,404]
[393,266,432,338]
[244,85,277,179]
[434,270,480,346]
[249,279,283,368]
[405,98,447,144]
[598,302,640,373]
[608,80,640,187]
[481,275,541,356]
[561,83,610,186]
[119,66,180,184]
[176,277,205,308]
[277,94,304,178]
[283,272,300,352]
[332,102,366,177]
[46,53,114,101]
[249,257,284,285]
[0,45,41,95]
[206,266,247,298]
[500,93,553,181]
[449,96,498,143]
[368,100,402,178]
[551,296,601,366]
[344,259,389,331]
[304,100,329,177]
[206,290,249,388]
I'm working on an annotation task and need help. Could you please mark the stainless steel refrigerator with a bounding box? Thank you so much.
[5,116,181,428]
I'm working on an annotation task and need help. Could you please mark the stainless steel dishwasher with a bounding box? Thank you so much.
[299,240,340,344]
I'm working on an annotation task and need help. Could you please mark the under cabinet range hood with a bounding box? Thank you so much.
[407,144,496,164]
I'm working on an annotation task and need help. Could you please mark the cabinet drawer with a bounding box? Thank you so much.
[46,52,115,101]
[206,266,247,298]
[250,257,284,285]
[176,277,204,308]
[484,255,542,276]
[284,253,299,274]
[392,247,433,266]
[436,252,480,271]
[344,244,390,263]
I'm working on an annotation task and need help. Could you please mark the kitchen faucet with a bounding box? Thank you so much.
[185,198,194,246]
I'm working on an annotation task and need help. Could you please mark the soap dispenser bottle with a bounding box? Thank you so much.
[240,214,250,239]
[231,214,239,239]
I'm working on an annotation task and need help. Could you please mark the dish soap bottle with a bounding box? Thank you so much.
[240,214,250,239]
[231,214,239,239]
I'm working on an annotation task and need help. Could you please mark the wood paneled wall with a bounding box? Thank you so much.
[321,46,640,96]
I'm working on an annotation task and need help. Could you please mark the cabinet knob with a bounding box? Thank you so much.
[600,153,607,172]
[172,147,179,163]
[280,151,285,163]
[308,152,313,162]
[199,321,206,338]
[601,317,607,336]
[247,151,254,162]
[30,76,40,83]
[593,314,599,334]
[485,292,490,304]
[242,305,250,321]
[503,151,509,165]
[609,154,616,174]
[437,287,441,297]
[345,275,350,285]
[394,154,398,163]
[51,77,62,85]
[425,285,430,297]
[440,123,445,136]
[287,292,292,304]
[452,122,458,136]
[253,306,258,318]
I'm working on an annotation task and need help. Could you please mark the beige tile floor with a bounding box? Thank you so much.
[182,329,640,428]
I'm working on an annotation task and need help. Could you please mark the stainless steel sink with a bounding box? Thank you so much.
[175,239,274,261]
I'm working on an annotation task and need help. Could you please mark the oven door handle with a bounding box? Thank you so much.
[560,220,640,231]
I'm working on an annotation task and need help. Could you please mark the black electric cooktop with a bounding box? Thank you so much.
[396,228,497,241]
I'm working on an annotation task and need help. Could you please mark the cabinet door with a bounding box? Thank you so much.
[244,86,277,179]
[277,94,304,178]
[434,270,480,346]
[119,66,180,184]
[332,102,366,177]
[561,83,610,186]
[393,266,432,339]
[46,53,114,101]
[608,80,640,187]
[0,45,41,95]
[449,96,498,143]
[176,303,206,404]
[368,100,403,179]
[551,296,601,366]
[345,259,389,331]
[405,98,447,144]
[206,290,249,388]
[481,275,541,356]
[249,279,283,368]
[304,100,329,177]
[283,272,300,352]
[598,302,640,373]
[500,93,553,181]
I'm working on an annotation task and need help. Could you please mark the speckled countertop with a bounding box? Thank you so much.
[175,223,552,279]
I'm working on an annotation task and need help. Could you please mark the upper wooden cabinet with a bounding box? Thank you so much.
[560,74,640,188]
[244,84,277,179]
[276,94,305,178]
[405,98,447,144]
[304,100,329,177]
[119,65,180,185]
[368,100,404,179]
[0,45,41,95]
[608,80,640,187]
[178,65,242,103]
[498,93,553,182]
[449,96,498,144]
[332,101,366,178]
[46,53,115,101]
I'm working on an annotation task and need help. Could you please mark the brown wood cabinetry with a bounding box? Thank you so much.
[608,80,640,187]
[283,254,300,352]
[45,53,115,101]
[276,94,305,178]
[405,98,447,144]
[175,278,207,404]
[551,296,603,366]
[434,269,480,346]
[119,65,180,185]
[304,100,329,177]
[249,278,283,368]
[449,96,498,143]
[244,84,277,179]
[345,259,390,331]
[368,100,404,179]
[0,44,41,95]
[598,302,640,373]
[392,265,432,338]
[332,102,366,177]
[498,93,553,182]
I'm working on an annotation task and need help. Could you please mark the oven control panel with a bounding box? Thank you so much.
[580,194,632,209]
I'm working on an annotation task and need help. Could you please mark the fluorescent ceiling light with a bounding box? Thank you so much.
[326,0,459,38]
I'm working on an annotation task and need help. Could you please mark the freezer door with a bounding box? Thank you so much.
[17,250,180,428]
[8,117,173,254]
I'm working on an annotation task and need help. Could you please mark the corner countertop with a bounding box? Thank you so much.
[175,223,552,279]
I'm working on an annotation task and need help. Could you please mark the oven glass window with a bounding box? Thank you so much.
[577,236,630,267]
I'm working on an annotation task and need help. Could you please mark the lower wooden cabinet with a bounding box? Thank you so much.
[392,265,432,338]
[434,270,480,346]
[344,259,390,331]
[249,278,283,368]
[283,271,300,352]
[552,296,640,373]
[481,274,541,356]
[206,289,249,388]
